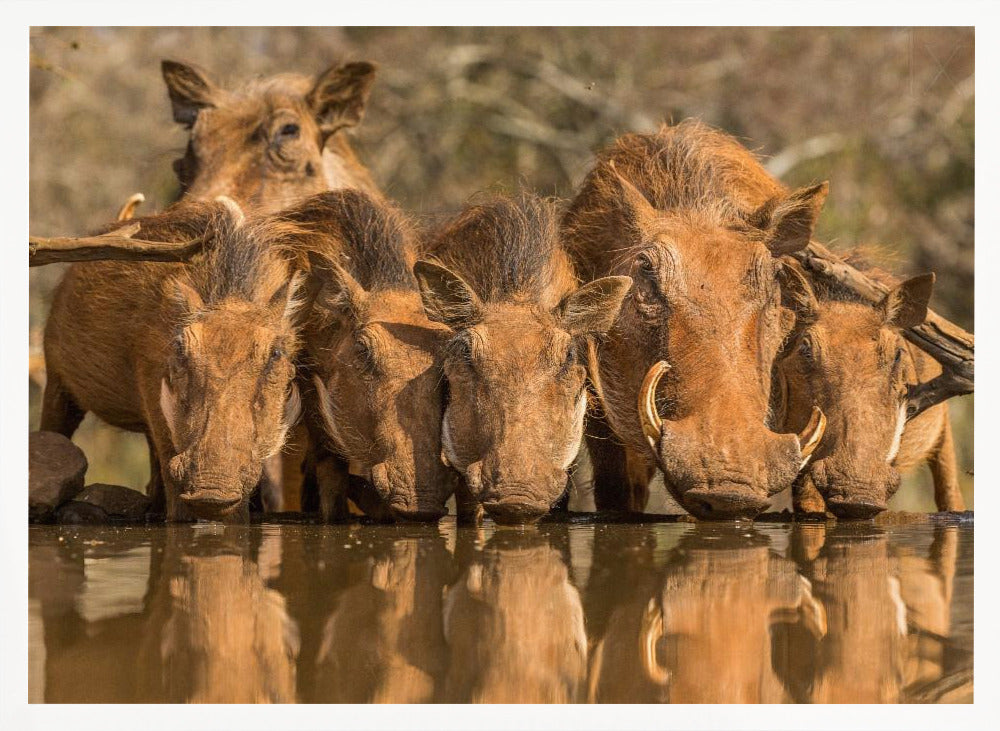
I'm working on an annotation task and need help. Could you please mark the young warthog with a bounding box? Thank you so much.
[282,190,457,521]
[415,194,631,524]
[778,260,965,517]
[162,59,378,212]
[42,200,302,521]
[562,120,829,519]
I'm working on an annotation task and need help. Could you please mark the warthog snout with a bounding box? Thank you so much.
[810,459,898,520]
[369,460,448,522]
[168,453,257,518]
[639,361,828,520]
[465,460,565,525]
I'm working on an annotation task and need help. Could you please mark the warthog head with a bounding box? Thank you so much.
[779,268,935,518]
[159,200,302,519]
[162,59,377,212]
[564,125,830,519]
[289,190,456,520]
[417,195,631,525]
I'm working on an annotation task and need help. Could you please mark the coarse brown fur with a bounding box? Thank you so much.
[562,120,829,519]
[416,193,632,524]
[163,60,379,213]
[280,189,458,521]
[42,201,303,521]
[778,254,964,517]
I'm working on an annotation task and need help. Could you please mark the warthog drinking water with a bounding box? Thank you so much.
[281,189,457,521]
[562,120,829,519]
[162,59,378,211]
[778,259,965,517]
[415,193,631,524]
[42,200,303,521]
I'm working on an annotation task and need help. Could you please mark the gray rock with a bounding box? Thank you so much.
[76,484,151,522]
[29,431,87,522]
[55,500,108,525]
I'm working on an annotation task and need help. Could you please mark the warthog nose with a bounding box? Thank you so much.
[683,485,770,520]
[826,498,886,520]
[482,501,547,526]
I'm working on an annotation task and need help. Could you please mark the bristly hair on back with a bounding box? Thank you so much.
[428,191,561,303]
[281,189,418,291]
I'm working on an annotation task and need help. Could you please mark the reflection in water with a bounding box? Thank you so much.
[29,519,972,703]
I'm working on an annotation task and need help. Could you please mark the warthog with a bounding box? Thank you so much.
[562,120,829,519]
[281,190,456,521]
[415,193,631,524]
[42,200,302,521]
[162,59,378,211]
[778,260,965,518]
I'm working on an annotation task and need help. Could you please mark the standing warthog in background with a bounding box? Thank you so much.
[562,120,829,519]
[415,193,631,524]
[42,200,302,521]
[161,59,379,211]
[778,259,964,517]
[281,190,457,521]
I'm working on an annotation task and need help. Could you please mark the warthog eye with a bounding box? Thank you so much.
[798,336,814,362]
[558,341,578,377]
[354,338,377,376]
[267,346,283,367]
[277,122,301,141]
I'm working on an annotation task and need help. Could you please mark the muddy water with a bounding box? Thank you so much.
[28,517,972,703]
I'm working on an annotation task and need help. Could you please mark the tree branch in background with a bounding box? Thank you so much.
[29,223,204,266]
[791,240,974,421]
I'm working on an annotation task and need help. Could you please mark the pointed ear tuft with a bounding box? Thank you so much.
[308,61,377,141]
[307,251,366,321]
[413,260,483,331]
[161,60,219,128]
[880,272,935,330]
[605,164,658,242]
[171,278,204,315]
[558,276,633,337]
[758,182,829,256]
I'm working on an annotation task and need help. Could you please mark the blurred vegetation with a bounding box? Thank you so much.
[29,27,974,511]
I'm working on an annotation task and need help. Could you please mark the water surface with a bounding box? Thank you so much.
[28,517,972,703]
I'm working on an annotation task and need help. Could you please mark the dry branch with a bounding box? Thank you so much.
[791,241,974,420]
[29,223,204,266]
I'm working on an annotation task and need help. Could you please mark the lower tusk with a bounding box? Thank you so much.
[797,406,827,468]
[639,361,670,450]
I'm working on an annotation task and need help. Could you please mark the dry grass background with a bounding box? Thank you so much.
[28,26,974,511]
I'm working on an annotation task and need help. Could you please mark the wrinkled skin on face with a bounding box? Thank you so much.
[307,263,457,521]
[598,174,829,519]
[162,59,378,212]
[415,261,632,525]
[159,277,301,520]
[779,272,936,518]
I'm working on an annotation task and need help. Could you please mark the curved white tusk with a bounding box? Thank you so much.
[797,406,827,469]
[638,361,670,450]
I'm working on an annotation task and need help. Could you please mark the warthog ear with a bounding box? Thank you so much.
[308,62,377,141]
[161,60,220,128]
[170,278,204,315]
[757,182,829,256]
[880,272,935,329]
[414,260,484,331]
[307,252,366,321]
[557,276,634,337]
[267,271,305,324]
[606,165,658,241]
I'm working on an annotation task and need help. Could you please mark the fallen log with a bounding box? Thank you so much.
[791,240,973,421]
[29,222,204,266]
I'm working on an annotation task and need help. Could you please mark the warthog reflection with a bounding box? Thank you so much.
[29,521,970,703]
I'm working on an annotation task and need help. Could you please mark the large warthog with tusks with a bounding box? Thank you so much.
[280,189,458,521]
[42,200,303,521]
[777,257,965,518]
[562,120,829,519]
[415,193,632,524]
